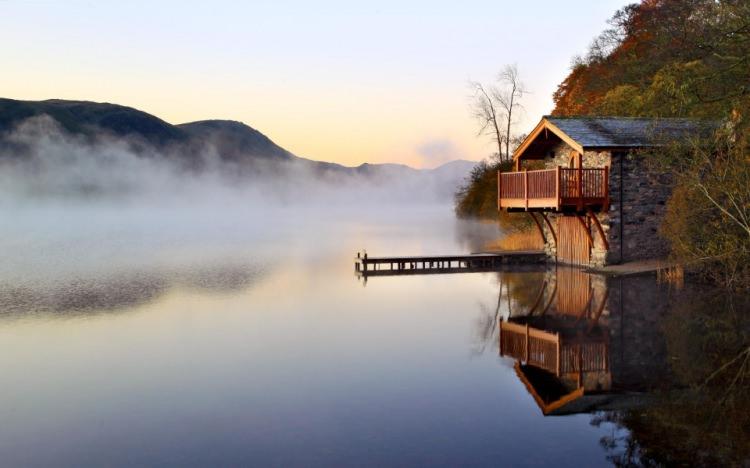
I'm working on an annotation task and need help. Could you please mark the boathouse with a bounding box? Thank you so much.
[498,116,713,267]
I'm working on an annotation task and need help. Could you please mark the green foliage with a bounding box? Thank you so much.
[454,160,504,219]
[655,114,750,290]
[454,160,535,232]
[596,84,644,116]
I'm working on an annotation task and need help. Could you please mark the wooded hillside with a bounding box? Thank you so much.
[552,0,748,119]
[455,0,750,288]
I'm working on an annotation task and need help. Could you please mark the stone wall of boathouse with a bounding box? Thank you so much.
[528,144,672,267]
[607,150,672,264]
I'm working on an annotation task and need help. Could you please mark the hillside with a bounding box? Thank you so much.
[551,0,748,119]
[177,119,295,162]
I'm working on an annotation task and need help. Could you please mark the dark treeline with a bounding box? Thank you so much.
[456,0,750,289]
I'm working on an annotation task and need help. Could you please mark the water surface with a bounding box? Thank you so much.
[0,203,746,466]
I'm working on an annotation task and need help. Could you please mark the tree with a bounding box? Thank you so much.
[657,114,750,291]
[468,64,526,162]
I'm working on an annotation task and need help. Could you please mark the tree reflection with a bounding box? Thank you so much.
[597,291,750,466]
[471,270,546,355]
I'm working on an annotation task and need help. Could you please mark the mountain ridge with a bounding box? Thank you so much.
[0,98,476,199]
[0,98,473,172]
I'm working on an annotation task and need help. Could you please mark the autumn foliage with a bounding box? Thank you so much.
[552,0,749,119]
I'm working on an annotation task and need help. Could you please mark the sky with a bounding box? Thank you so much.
[1,0,629,168]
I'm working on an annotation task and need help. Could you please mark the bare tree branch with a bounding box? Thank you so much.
[468,65,526,162]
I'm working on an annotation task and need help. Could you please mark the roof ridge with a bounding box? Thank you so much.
[544,115,702,121]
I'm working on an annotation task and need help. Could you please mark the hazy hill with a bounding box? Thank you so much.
[0,98,476,199]
[176,119,354,175]
[177,119,295,162]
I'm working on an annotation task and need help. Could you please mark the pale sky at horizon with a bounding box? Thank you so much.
[2,0,629,168]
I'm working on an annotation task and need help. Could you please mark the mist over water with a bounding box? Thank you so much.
[0,116,498,319]
[0,198,486,317]
[0,187,621,467]
[0,115,466,204]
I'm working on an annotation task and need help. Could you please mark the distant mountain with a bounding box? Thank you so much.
[176,119,352,175]
[0,98,476,199]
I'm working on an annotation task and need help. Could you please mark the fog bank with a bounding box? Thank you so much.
[0,115,470,206]
[0,116,499,317]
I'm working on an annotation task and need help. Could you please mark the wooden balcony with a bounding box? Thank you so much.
[498,167,609,212]
[499,321,609,377]
[500,321,611,414]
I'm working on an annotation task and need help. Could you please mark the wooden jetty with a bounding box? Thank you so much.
[355,251,545,278]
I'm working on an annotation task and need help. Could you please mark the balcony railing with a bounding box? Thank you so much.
[498,167,609,212]
[499,321,609,376]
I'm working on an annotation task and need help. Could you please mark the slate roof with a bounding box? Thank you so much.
[545,116,715,148]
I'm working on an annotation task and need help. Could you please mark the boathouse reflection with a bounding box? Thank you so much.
[499,267,671,415]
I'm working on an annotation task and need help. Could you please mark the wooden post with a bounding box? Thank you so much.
[515,158,520,172]
[603,165,610,212]
[577,345,583,388]
[524,168,529,211]
[604,343,609,372]
[555,333,561,376]
[525,323,530,363]
[498,322,503,355]
[576,154,583,211]
[497,170,502,210]
[555,166,561,211]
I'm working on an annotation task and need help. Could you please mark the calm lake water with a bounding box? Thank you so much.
[0,202,747,466]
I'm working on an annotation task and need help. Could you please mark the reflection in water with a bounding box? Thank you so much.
[500,268,617,415]
[602,290,750,466]
[0,261,270,318]
[495,267,750,465]
[1,203,748,466]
